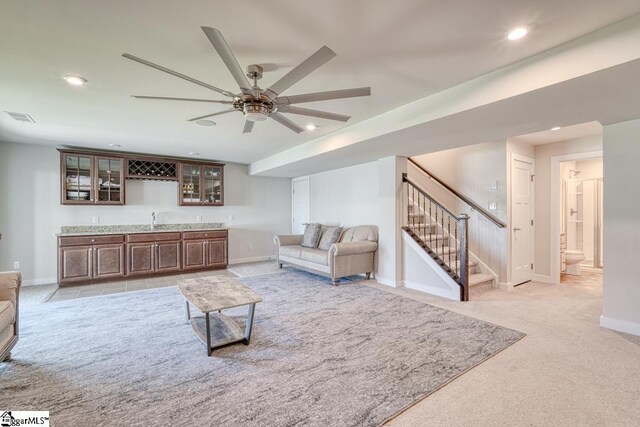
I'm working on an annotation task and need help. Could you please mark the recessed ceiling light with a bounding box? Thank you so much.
[63,74,87,86]
[188,152,200,155]
[195,120,216,126]
[507,27,528,41]
[550,126,561,131]
[305,124,317,131]
[108,143,121,148]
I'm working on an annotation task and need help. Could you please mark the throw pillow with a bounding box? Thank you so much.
[318,226,342,251]
[301,223,322,248]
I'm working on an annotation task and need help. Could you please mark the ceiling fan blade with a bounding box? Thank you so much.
[122,53,237,98]
[280,106,350,122]
[187,108,236,122]
[132,96,233,104]
[201,27,252,95]
[243,120,255,134]
[276,87,371,105]
[270,112,304,133]
[263,46,336,100]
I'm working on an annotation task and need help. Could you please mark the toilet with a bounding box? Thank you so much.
[565,250,586,275]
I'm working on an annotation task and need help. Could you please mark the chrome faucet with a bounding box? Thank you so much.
[151,212,156,230]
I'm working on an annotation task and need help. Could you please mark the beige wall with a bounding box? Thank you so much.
[410,140,508,282]
[532,134,603,279]
[601,119,640,336]
[0,141,292,284]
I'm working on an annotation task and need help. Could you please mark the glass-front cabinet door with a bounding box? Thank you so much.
[180,164,202,204]
[95,157,124,204]
[203,165,223,205]
[62,154,94,204]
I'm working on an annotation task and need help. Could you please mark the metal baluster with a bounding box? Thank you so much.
[455,222,459,278]
[458,214,469,301]
[441,208,445,266]
[422,192,426,244]
[433,205,438,248]
[447,216,451,270]
[429,200,432,249]
[406,180,410,227]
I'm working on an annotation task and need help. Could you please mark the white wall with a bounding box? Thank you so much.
[410,140,508,282]
[308,161,379,227]
[0,141,292,285]
[305,158,406,286]
[532,134,603,279]
[601,119,640,336]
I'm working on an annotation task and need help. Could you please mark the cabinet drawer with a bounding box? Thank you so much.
[127,232,182,243]
[182,230,227,240]
[59,234,124,247]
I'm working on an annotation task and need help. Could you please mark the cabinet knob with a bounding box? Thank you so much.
[205,234,208,237]
[91,239,96,242]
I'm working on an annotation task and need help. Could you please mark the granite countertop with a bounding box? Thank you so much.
[57,222,227,236]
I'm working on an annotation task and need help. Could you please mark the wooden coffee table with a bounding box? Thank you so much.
[178,276,262,356]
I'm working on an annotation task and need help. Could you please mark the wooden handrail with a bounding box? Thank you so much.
[407,158,506,228]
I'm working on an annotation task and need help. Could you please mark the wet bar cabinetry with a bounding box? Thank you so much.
[57,229,228,286]
[58,149,224,206]
[61,152,124,205]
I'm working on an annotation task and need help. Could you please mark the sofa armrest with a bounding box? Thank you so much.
[0,271,21,307]
[329,241,378,256]
[274,234,304,247]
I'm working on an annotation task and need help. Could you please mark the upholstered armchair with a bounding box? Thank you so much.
[0,271,21,362]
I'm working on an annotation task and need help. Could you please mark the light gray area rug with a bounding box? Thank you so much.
[1,271,524,426]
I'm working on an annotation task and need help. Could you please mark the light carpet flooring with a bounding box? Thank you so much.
[3,270,522,426]
[15,264,640,425]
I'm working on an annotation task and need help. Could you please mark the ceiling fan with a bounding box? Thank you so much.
[123,27,371,134]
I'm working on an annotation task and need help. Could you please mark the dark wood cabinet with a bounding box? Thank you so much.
[93,244,125,280]
[206,239,227,267]
[58,235,126,284]
[127,233,182,276]
[179,163,224,206]
[59,245,93,283]
[58,229,227,285]
[61,152,124,205]
[183,240,207,270]
[156,241,181,273]
[127,243,155,276]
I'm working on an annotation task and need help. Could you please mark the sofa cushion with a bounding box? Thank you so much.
[318,226,342,251]
[340,225,378,243]
[0,301,14,331]
[279,245,304,260]
[300,247,329,266]
[301,223,322,248]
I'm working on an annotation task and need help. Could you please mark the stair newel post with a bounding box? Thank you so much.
[458,214,470,302]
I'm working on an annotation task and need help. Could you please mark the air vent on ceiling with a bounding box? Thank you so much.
[5,111,36,123]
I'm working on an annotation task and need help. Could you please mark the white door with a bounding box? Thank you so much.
[292,177,309,234]
[511,156,534,285]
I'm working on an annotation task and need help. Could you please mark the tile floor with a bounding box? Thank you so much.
[46,269,237,302]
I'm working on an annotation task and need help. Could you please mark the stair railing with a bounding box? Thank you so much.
[408,158,506,228]
[402,173,469,301]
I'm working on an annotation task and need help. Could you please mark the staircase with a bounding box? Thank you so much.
[402,174,496,300]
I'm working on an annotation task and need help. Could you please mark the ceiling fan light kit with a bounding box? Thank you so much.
[123,27,371,134]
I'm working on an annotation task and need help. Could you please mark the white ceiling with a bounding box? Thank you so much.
[1,1,640,164]
[513,121,603,145]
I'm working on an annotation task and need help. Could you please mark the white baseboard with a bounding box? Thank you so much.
[228,255,276,265]
[600,315,640,337]
[403,280,459,301]
[533,274,552,284]
[376,276,399,287]
[497,281,514,291]
[22,277,57,287]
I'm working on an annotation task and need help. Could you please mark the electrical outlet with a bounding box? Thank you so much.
[92,216,100,224]
[228,214,234,221]
[488,202,498,211]
[196,215,202,223]
[13,261,20,270]
[248,243,253,251]
[490,181,498,190]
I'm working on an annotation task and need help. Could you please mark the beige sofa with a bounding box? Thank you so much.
[274,225,378,285]
[0,271,20,362]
